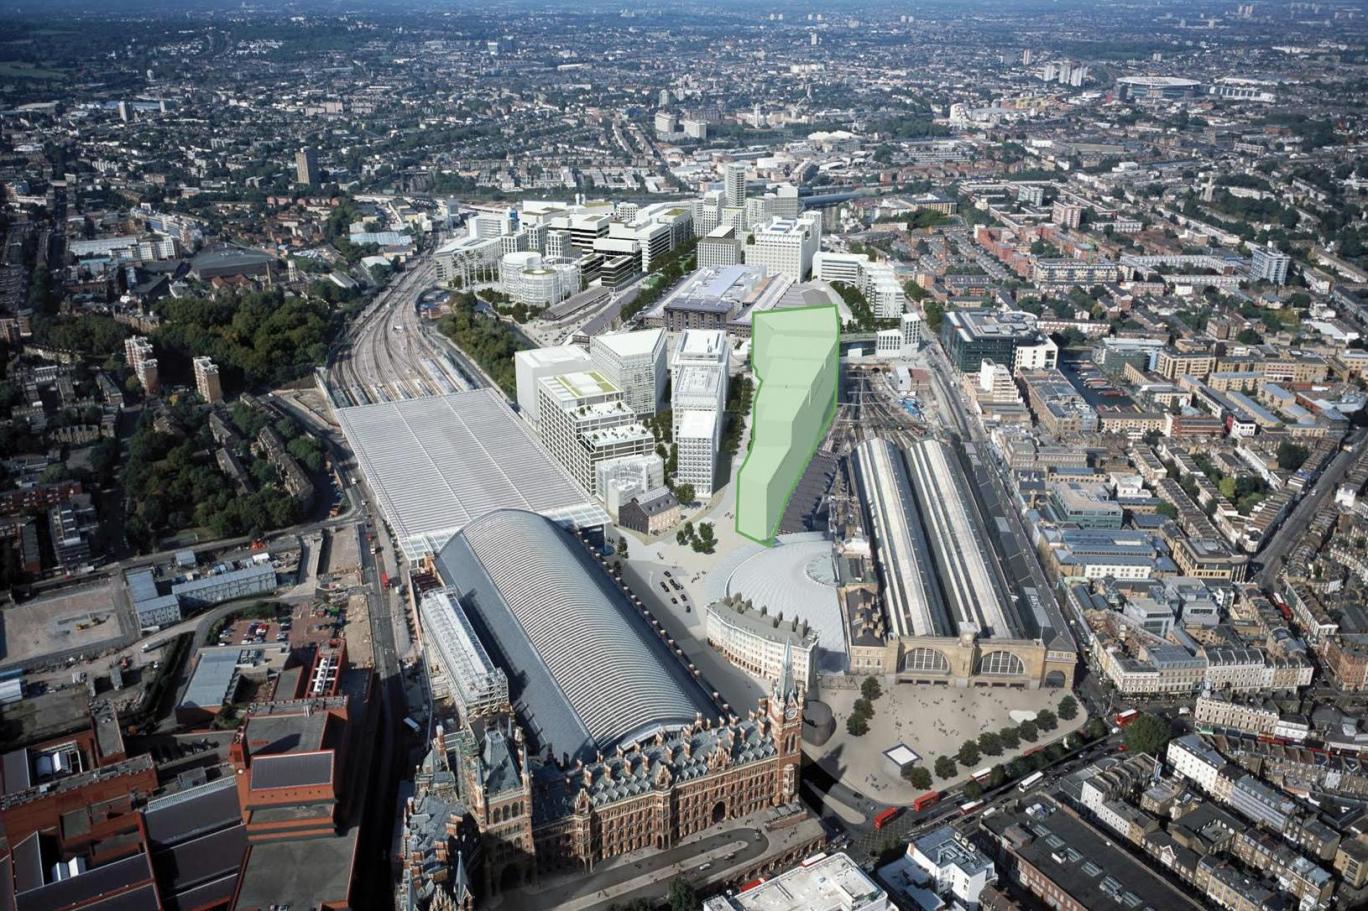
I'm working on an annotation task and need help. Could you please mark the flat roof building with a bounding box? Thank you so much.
[672,329,729,498]
[513,344,592,426]
[193,356,223,404]
[537,371,654,496]
[941,310,1056,374]
[418,589,510,719]
[704,852,888,911]
[982,795,1206,911]
[335,389,606,558]
[590,328,667,416]
[745,214,822,282]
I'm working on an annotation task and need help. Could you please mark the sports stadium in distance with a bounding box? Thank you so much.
[735,305,840,544]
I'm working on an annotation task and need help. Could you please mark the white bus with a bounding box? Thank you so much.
[1018,771,1045,792]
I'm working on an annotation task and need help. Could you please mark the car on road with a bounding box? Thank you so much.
[697,863,711,871]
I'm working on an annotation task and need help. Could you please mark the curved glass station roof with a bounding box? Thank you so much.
[435,509,715,760]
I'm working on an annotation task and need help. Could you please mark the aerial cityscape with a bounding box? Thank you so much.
[0,0,1366,908]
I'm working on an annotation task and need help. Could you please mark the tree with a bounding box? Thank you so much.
[1058,695,1079,721]
[1036,709,1058,732]
[978,731,1003,756]
[846,714,869,736]
[1123,713,1174,756]
[1218,475,1237,501]
[957,740,981,768]
[1018,720,1039,743]
[904,765,933,789]
[861,676,883,701]
[1236,327,1264,345]
[1085,717,1109,740]
[673,482,695,505]
[668,879,699,911]
[933,755,958,780]
[923,299,946,333]
[1276,441,1309,472]
[999,726,1021,750]
[616,538,629,561]
[962,779,984,800]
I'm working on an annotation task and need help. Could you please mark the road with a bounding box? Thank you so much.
[506,827,767,911]
[1255,429,1366,585]
[355,519,410,909]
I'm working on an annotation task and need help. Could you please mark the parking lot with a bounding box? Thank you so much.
[213,600,346,652]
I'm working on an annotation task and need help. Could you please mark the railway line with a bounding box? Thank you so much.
[328,256,475,407]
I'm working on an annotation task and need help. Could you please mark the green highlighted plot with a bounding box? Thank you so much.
[735,305,840,544]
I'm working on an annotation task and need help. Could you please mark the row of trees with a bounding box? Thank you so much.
[832,280,897,334]
[721,374,754,460]
[893,695,1078,791]
[846,676,884,735]
[618,239,698,324]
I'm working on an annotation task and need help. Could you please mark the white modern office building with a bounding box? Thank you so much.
[746,214,822,282]
[537,371,654,496]
[812,251,866,286]
[698,224,743,269]
[812,251,906,318]
[514,344,593,426]
[671,329,730,497]
[906,826,997,909]
[865,262,906,319]
[434,234,502,286]
[902,312,925,349]
[590,329,668,416]
[498,251,581,308]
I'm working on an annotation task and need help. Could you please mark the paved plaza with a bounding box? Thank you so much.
[813,682,1087,803]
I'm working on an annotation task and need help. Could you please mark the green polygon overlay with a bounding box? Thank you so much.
[735,304,841,545]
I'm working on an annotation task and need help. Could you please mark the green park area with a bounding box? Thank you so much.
[735,305,840,544]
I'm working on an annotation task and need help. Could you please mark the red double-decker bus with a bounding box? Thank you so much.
[912,790,942,812]
[873,807,901,829]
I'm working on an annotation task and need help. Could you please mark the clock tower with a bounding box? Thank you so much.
[767,640,805,804]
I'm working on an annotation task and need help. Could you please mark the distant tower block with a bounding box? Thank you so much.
[296,146,319,186]
[194,356,223,404]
